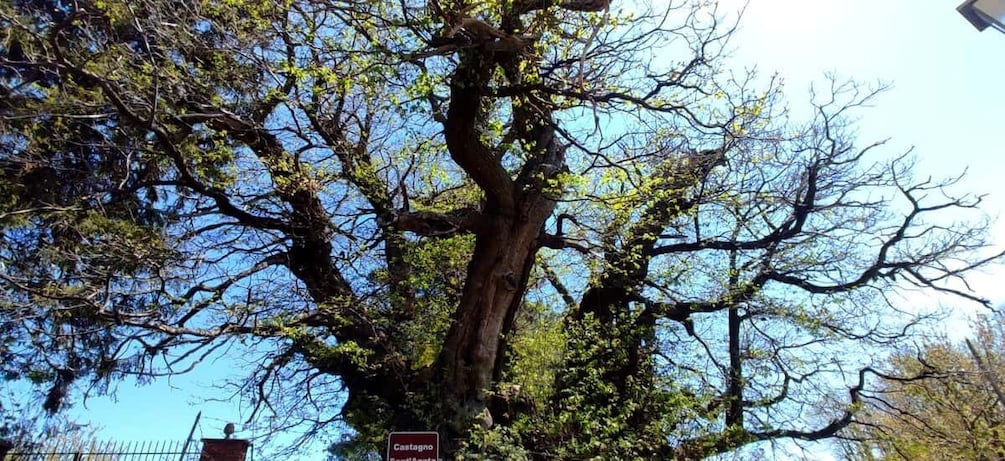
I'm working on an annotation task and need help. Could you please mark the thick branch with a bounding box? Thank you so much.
[443,51,515,212]
[391,208,480,237]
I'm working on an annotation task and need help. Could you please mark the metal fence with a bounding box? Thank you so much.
[3,440,202,461]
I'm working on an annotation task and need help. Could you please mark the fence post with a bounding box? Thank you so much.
[199,439,250,461]
[0,439,12,461]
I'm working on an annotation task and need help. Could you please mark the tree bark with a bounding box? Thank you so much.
[436,45,565,435]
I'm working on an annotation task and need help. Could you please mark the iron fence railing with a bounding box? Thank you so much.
[3,440,201,461]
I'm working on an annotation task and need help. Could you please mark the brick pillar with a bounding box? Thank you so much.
[0,439,12,461]
[199,439,249,461]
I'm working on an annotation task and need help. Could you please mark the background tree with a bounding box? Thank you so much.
[1,0,1001,458]
[842,312,1005,460]
[2,387,94,453]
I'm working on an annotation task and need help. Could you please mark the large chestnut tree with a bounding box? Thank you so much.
[1,0,999,457]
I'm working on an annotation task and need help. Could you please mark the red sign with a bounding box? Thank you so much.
[387,432,439,461]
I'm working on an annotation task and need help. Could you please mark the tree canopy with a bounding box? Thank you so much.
[843,312,1005,460]
[1,0,1001,458]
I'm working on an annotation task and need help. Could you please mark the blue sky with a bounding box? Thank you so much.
[52,1,1005,460]
[719,0,1005,324]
